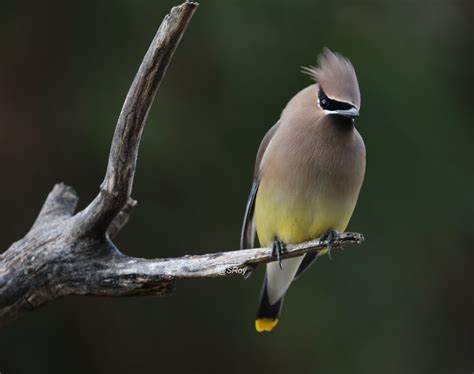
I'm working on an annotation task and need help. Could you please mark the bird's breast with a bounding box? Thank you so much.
[255,118,365,246]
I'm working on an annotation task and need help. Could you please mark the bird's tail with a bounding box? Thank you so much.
[255,276,283,332]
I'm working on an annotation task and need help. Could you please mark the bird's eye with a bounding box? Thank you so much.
[318,88,330,109]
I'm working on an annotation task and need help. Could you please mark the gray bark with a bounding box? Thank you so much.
[0,1,364,328]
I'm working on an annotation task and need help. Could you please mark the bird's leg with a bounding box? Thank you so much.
[272,238,286,269]
[320,230,340,260]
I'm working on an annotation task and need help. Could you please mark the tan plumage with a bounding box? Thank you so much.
[301,47,361,107]
[241,48,366,332]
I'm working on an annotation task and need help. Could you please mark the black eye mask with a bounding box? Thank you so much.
[318,87,354,111]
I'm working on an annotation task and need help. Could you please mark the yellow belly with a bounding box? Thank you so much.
[255,180,354,247]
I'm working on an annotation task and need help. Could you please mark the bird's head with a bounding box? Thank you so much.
[302,48,360,120]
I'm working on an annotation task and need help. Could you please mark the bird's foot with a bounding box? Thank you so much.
[272,239,286,269]
[320,230,340,260]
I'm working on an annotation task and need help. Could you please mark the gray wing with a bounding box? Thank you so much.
[240,178,259,250]
[240,122,280,250]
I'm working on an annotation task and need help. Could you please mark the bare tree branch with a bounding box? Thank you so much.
[107,198,138,239]
[123,232,364,279]
[0,1,365,328]
[0,222,362,328]
[75,1,198,235]
[31,183,79,229]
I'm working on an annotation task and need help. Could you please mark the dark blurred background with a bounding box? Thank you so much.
[1,0,473,372]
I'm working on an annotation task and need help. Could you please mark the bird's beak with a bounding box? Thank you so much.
[335,106,359,119]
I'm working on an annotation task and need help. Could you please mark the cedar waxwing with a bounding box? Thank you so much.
[240,48,366,332]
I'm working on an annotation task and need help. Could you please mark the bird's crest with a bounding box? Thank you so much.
[302,47,361,108]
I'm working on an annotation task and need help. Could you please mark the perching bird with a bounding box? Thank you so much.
[240,48,366,332]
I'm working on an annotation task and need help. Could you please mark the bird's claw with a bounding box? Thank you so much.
[320,230,340,260]
[272,239,286,269]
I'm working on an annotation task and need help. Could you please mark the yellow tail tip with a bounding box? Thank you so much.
[255,318,279,332]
